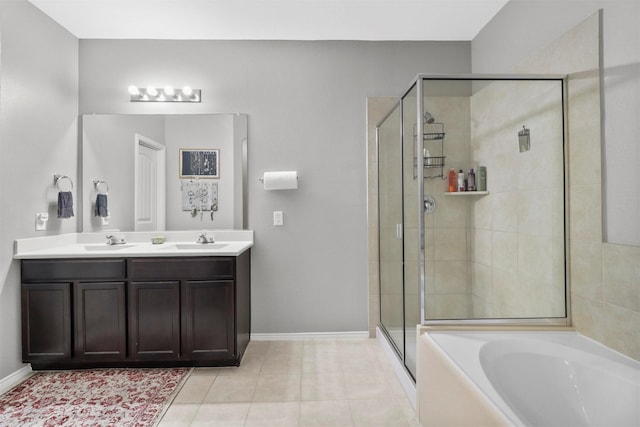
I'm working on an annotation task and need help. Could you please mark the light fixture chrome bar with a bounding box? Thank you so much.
[128,86,201,103]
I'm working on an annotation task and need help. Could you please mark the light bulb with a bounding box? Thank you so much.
[182,86,193,96]
[146,87,158,97]
[127,85,139,96]
[164,86,175,96]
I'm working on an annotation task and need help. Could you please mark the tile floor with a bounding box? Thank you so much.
[158,339,419,426]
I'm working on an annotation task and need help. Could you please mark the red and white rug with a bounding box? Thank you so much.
[0,368,191,427]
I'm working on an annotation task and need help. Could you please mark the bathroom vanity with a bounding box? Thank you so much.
[15,231,252,370]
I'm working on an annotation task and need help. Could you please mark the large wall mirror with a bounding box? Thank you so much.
[81,114,247,232]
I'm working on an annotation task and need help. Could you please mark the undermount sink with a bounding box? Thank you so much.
[83,244,134,251]
[163,243,229,250]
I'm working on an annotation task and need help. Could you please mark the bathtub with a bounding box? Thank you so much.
[417,329,640,426]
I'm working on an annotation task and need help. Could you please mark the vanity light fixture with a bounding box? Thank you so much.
[128,85,201,103]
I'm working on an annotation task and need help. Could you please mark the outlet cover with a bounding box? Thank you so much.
[273,211,284,226]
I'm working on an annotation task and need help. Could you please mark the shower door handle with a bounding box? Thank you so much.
[396,223,403,240]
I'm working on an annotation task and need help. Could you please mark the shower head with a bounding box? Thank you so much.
[423,112,435,124]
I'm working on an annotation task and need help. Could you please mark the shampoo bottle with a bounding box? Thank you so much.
[448,169,457,192]
[457,170,465,192]
[477,166,487,191]
[467,168,476,191]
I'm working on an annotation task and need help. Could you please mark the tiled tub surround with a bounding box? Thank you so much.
[14,230,253,258]
[515,11,639,361]
[417,328,640,427]
[367,12,640,361]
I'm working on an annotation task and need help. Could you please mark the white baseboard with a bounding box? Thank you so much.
[0,365,32,395]
[251,331,369,341]
[376,327,417,409]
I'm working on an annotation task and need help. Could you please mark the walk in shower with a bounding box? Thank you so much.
[376,75,568,379]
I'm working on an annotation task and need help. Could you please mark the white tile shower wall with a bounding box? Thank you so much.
[469,79,565,319]
[514,11,639,360]
[423,96,472,320]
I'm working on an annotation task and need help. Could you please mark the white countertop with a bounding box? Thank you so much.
[14,230,253,259]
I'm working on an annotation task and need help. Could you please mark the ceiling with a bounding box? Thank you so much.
[28,0,510,41]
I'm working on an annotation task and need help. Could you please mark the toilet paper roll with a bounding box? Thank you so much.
[263,171,298,190]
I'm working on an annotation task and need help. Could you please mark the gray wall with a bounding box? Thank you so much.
[165,114,236,230]
[82,114,166,232]
[472,0,640,246]
[0,1,78,379]
[78,40,471,334]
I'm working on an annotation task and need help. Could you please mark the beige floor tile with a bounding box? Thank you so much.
[348,398,417,426]
[245,401,300,426]
[157,403,199,426]
[260,355,303,374]
[204,375,258,403]
[217,355,265,376]
[300,373,347,401]
[162,339,417,426]
[266,341,304,357]
[302,353,342,374]
[190,403,250,427]
[299,400,354,426]
[345,381,402,400]
[343,371,388,386]
[252,374,302,402]
[173,372,217,404]
[246,340,272,355]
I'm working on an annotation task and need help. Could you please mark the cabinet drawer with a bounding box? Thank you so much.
[22,259,126,282]
[129,257,234,280]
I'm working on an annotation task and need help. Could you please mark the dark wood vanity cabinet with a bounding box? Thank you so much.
[21,251,250,370]
[74,281,127,361]
[21,283,72,361]
[128,281,181,360]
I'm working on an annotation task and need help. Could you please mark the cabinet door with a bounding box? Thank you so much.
[75,282,126,361]
[21,283,71,361]
[183,280,234,360]
[129,281,180,360]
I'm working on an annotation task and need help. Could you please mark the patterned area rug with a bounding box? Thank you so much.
[0,368,191,427]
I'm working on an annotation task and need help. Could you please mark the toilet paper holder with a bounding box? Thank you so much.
[259,171,299,190]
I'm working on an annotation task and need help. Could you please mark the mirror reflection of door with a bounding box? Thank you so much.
[134,134,166,231]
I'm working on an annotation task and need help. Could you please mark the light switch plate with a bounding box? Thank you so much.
[35,213,48,231]
[273,211,284,226]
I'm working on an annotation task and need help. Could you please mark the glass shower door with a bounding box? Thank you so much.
[402,85,420,378]
[378,103,404,358]
[377,85,421,380]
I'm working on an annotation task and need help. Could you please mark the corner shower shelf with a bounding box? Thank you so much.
[424,132,445,141]
[444,191,489,196]
[423,156,445,168]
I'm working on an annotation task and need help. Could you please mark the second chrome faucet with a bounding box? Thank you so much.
[197,233,215,244]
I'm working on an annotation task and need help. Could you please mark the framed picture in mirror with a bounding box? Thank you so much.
[179,149,219,178]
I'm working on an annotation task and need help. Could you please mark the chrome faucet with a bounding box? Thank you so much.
[106,234,126,245]
[196,233,215,244]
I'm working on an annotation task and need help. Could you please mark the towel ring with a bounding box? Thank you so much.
[93,179,109,194]
[54,174,73,191]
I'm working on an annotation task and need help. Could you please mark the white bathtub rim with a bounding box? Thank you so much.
[422,330,640,427]
[420,331,518,425]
